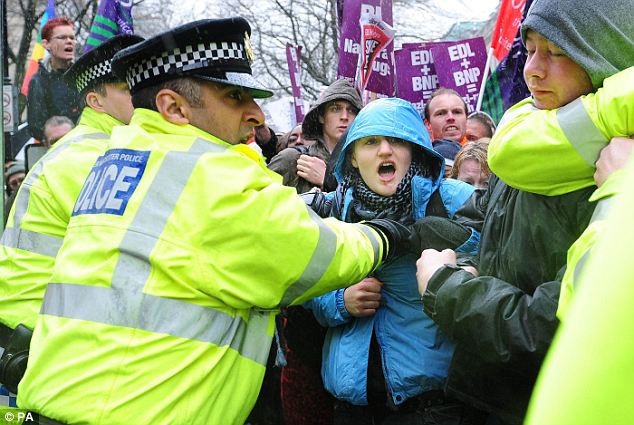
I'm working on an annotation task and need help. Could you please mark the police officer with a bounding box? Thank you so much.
[0,34,144,395]
[525,142,634,425]
[17,18,408,425]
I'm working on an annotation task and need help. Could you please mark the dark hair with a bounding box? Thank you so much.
[41,17,74,41]
[423,87,468,120]
[467,111,496,138]
[78,81,109,108]
[131,77,204,111]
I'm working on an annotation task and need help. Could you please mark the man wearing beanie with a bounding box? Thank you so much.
[415,0,633,423]
[269,78,362,193]
[16,18,407,425]
[0,34,144,395]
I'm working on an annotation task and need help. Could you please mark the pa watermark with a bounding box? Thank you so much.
[0,408,37,424]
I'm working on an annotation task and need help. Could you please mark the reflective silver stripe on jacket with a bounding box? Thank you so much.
[557,98,609,166]
[42,139,273,365]
[353,223,382,266]
[572,197,614,288]
[280,208,338,306]
[0,132,108,257]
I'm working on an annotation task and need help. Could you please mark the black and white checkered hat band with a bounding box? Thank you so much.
[76,59,112,93]
[126,41,247,89]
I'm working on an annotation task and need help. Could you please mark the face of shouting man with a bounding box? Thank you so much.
[425,93,467,143]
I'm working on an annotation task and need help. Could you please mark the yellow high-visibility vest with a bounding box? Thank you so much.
[18,108,384,425]
[0,107,121,330]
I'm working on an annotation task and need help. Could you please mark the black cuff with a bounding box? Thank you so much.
[422,264,462,318]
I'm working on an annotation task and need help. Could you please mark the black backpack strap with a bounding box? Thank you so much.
[425,189,449,219]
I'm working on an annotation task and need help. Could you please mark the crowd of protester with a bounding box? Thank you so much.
[1,0,633,424]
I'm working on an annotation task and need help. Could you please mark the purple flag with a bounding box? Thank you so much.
[286,44,306,125]
[431,37,488,113]
[84,0,134,52]
[337,0,394,96]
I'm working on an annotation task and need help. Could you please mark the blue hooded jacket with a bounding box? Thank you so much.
[305,98,478,406]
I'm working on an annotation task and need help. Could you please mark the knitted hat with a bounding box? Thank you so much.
[6,161,25,178]
[65,34,145,95]
[302,79,362,140]
[112,17,272,98]
[521,0,634,90]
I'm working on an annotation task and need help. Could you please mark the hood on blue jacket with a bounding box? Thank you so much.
[334,97,445,185]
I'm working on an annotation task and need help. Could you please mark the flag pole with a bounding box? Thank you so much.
[476,47,494,111]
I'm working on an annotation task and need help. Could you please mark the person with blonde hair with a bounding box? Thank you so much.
[449,140,491,189]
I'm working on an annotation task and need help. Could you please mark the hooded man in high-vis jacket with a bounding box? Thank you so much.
[0,34,144,396]
[17,18,410,425]
[413,0,634,423]
[484,0,634,319]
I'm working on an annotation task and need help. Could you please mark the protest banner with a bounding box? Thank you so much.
[337,0,395,96]
[431,37,488,113]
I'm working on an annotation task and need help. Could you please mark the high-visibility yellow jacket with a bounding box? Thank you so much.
[488,66,634,196]
[0,107,118,330]
[18,109,384,425]
[556,171,625,319]
[525,154,634,425]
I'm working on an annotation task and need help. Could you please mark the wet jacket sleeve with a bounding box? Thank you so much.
[27,75,47,141]
[268,148,301,189]
[488,67,634,196]
[422,265,561,367]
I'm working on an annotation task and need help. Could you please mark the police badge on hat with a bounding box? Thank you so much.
[64,34,145,94]
[111,17,273,99]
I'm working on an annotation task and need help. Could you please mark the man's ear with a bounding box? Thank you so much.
[424,119,432,136]
[85,91,106,113]
[155,89,191,125]
[41,39,50,51]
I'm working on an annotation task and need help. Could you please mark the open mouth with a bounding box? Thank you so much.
[444,125,459,132]
[378,162,396,180]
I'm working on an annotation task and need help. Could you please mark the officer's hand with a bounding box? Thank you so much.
[409,216,472,255]
[344,277,383,317]
[594,137,634,187]
[297,154,326,187]
[363,219,412,260]
[416,249,456,295]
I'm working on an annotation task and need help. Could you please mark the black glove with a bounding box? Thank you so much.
[409,216,472,255]
[363,218,412,261]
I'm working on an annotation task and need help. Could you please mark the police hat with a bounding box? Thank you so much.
[111,17,273,98]
[65,34,145,95]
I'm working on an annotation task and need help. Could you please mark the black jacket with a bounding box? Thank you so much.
[27,61,81,141]
[422,174,595,424]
